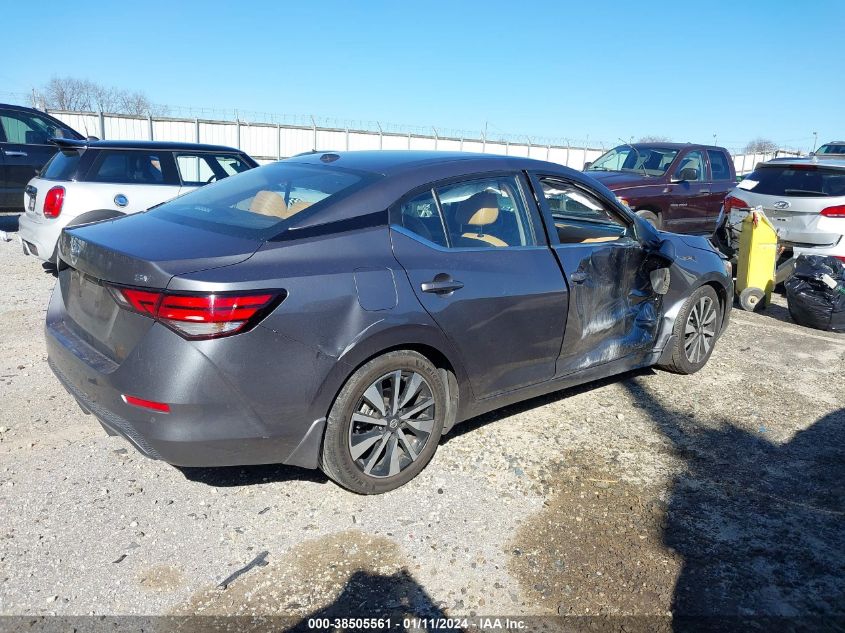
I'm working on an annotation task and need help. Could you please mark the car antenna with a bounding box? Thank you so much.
[619,138,648,177]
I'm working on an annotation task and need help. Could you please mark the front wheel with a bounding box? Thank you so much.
[659,285,721,374]
[320,351,446,494]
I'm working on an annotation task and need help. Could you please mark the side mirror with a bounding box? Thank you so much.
[671,167,698,183]
[53,128,66,139]
[583,161,593,170]
[658,238,676,262]
[86,135,100,141]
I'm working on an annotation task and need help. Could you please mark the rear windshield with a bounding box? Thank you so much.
[741,165,845,197]
[816,144,845,155]
[147,162,375,240]
[42,150,82,181]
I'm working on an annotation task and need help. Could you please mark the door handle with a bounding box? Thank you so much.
[570,271,588,283]
[3,150,28,157]
[421,277,464,294]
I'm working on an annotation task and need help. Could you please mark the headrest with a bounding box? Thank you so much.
[456,191,499,227]
[249,191,313,219]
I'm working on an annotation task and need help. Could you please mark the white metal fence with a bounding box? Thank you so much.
[48,109,785,175]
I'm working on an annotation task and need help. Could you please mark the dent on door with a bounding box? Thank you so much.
[556,244,664,374]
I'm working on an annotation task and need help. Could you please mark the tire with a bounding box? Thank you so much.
[320,350,446,494]
[739,287,765,312]
[636,209,661,229]
[659,285,721,375]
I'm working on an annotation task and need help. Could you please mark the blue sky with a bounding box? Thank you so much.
[2,1,842,151]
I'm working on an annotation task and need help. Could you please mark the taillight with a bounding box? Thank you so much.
[107,287,280,339]
[43,186,65,218]
[723,195,750,213]
[820,205,845,218]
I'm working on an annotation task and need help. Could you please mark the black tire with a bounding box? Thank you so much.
[320,350,446,494]
[659,285,721,375]
[636,209,661,229]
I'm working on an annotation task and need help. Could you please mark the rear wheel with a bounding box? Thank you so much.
[320,351,446,494]
[659,285,721,374]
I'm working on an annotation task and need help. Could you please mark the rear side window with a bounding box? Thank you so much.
[435,176,537,248]
[87,150,178,185]
[741,165,845,197]
[707,150,732,181]
[176,153,253,186]
[42,150,82,181]
[148,162,373,240]
[399,190,448,247]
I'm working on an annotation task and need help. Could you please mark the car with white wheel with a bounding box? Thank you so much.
[18,139,257,264]
[45,151,732,494]
[719,157,845,264]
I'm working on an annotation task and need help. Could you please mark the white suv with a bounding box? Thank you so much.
[18,139,257,264]
[721,157,845,263]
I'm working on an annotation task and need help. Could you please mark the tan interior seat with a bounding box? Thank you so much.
[457,191,507,247]
[249,191,313,219]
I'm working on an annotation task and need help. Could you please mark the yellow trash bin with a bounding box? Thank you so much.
[735,209,778,311]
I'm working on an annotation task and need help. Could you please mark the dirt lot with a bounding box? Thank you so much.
[0,211,843,625]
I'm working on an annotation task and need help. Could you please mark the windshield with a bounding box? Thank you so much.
[147,162,375,240]
[816,144,845,155]
[587,145,679,177]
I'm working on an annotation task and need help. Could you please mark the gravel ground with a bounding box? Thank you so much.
[0,211,843,622]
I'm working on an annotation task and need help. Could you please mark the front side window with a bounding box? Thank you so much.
[0,110,65,145]
[674,150,706,182]
[435,176,536,248]
[88,150,176,185]
[538,177,629,244]
[176,153,253,186]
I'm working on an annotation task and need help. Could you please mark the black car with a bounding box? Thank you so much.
[48,151,733,494]
[0,103,86,211]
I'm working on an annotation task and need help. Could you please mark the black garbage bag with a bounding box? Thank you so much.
[785,255,845,332]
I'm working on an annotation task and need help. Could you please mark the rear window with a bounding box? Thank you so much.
[176,153,253,186]
[147,162,375,240]
[816,144,845,155]
[42,150,82,181]
[87,150,177,185]
[740,165,845,197]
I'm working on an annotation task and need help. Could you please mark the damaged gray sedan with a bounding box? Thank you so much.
[46,151,732,494]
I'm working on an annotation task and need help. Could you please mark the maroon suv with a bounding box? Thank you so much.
[584,143,736,234]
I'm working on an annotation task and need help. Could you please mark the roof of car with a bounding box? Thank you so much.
[286,150,560,175]
[0,102,46,113]
[761,156,845,170]
[51,138,244,153]
[625,142,728,151]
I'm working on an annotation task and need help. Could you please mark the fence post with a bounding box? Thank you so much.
[195,118,199,143]
[433,127,439,151]
[459,136,464,152]
[482,131,487,153]
[505,140,510,156]
[310,115,317,151]
[407,132,411,150]
[146,113,153,141]
[98,111,106,140]
[547,144,551,161]
[565,141,571,168]
[276,123,281,160]
[345,128,350,151]
[377,122,383,150]
[235,119,241,149]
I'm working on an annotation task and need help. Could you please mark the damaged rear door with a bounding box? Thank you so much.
[530,174,663,375]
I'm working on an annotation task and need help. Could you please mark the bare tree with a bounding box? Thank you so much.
[638,135,673,143]
[31,76,167,116]
[744,138,778,154]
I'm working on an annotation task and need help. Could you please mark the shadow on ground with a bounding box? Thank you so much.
[622,378,845,624]
[177,462,328,487]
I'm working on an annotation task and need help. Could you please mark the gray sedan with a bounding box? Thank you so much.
[46,151,732,493]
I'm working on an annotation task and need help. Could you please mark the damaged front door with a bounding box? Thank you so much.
[531,175,663,375]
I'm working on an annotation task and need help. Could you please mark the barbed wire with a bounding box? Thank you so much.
[0,90,815,155]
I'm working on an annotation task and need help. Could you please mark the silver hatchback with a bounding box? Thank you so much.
[722,157,845,262]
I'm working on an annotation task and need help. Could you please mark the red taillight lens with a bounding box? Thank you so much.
[122,394,170,413]
[108,287,279,339]
[820,205,845,218]
[723,195,750,214]
[43,186,65,218]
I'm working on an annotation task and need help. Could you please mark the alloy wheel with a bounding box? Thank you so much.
[684,295,717,364]
[348,370,436,478]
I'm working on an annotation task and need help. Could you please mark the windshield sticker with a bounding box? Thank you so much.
[737,179,759,191]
